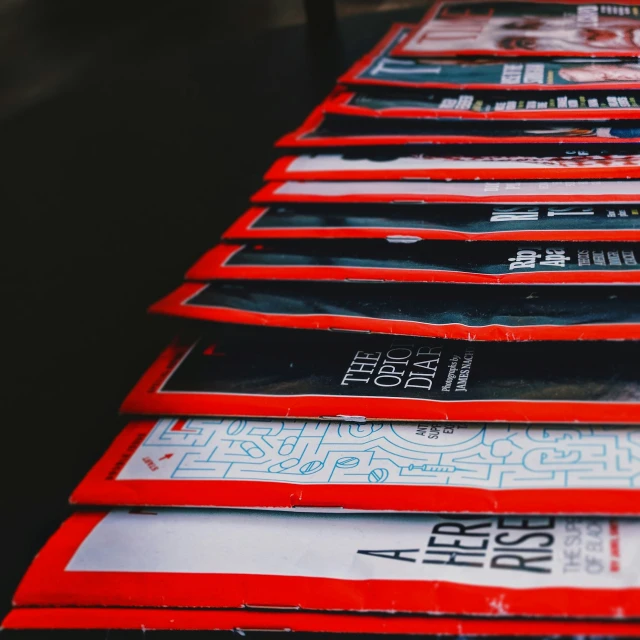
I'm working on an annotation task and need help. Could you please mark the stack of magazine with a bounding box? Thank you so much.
[5,2,640,638]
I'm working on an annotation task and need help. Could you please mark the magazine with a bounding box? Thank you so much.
[150,280,640,341]
[325,87,640,121]
[276,109,640,147]
[340,25,640,91]
[223,203,640,242]
[121,329,640,423]
[394,2,640,58]
[73,418,640,514]
[186,240,640,285]
[13,509,640,618]
[267,153,640,180]
[253,180,640,204]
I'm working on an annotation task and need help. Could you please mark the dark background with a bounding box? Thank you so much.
[0,0,426,626]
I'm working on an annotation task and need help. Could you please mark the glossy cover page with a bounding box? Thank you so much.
[121,329,640,423]
[186,240,640,285]
[277,107,640,147]
[73,418,640,515]
[394,2,640,58]
[224,203,640,242]
[12,509,640,619]
[150,280,640,341]
[340,25,640,91]
[325,87,640,121]
[267,153,640,180]
[253,180,640,204]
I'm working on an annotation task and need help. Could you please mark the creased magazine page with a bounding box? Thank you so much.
[150,281,640,342]
[12,509,640,619]
[185,240,640,285]
[120,330,640,423]
[223,203,640,242]
[324,87,640,122]
[267,153,640,181]
[340,25,640,91]
[393,2,640,58]
[72,418,640,515]
[253,180,640,204]
[5,608,640,637]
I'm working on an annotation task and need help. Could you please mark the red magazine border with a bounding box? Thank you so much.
[275,102,640,147]
[185,242,640,285]
[72,419,640,514]
[324,88,640,122]
[221,205,640,242]
[223,206,271,238]
[12,510,640,616]
[120,338,640,424]
[149,282,640,342]
[5,608,640,636]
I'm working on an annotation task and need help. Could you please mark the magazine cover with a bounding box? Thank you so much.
[253,180,640,204]
[340,25,640,91]
[276,110,640,147]
[149,281,640,342]
[267,153,640,181]
[393,1,640,58]
[72,418,640,515]
[6,607,640,636]
[120,329,640,423]
[223,203,640,242]
[185,240,640,285]
[325,88,640,121]
[13,509,640,619]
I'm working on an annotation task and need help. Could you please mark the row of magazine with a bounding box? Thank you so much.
[6,2,640,637]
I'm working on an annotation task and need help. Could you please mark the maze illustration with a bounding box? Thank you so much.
[118,418,640,488]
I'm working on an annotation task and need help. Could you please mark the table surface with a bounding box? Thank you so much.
[0,0,424,631]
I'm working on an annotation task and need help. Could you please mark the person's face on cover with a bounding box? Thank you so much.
[492,15,640,52]
[559,63,640,83]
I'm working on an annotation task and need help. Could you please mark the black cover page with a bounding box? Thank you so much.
[150,280,640,341]
[187,240,640,285]
[331,88,640,120]
[121,327,640,423]
[224,203,640,242]
[279,112,640,146]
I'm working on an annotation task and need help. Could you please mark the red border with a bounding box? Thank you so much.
[325,88,640,122]
[12,511,640,615]
[120,339,640,424]
[223,206,271,239]
[275,104,327,147]
[72,419,640,514]
[392,0,640,59]
[186,244,240,280]
[266,154,640,181]
[276,101,640,148]
[185,243,640,285]
[340,24,640,91]
[252,181,640,204]
[6,608,640,636]
[149,282,640,342]
[221,205,640,243]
